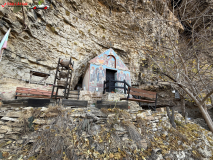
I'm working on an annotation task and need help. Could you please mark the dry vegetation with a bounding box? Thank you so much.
[2,106,212,159]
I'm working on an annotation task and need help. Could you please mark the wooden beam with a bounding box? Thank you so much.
[62,100,88,107]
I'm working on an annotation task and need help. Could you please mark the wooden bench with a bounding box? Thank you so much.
[120,87,157,110]
[15,87,56,99]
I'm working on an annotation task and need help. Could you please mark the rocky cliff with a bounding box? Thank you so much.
[0,0,182,97]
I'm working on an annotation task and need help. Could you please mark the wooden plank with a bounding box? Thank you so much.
[28,99,50,107]
[129,91,155,99]
[129,87,156,95]
[16,90,31,94]
[2,99,28,104]
[120,98,128,100]
[62,100,88,107]
[126,98,155,103]
[15,95,51,98]
[40,93,51,96]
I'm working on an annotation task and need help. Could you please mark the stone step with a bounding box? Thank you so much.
[69,90,79,95]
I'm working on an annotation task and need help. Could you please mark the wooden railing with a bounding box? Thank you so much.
[103,80,131,94]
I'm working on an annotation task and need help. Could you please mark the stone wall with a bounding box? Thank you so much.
[0,103,213,159]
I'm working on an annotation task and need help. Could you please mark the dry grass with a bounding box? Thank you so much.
[46,104,63,115]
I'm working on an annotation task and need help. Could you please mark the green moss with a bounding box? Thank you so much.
[90,14,93,17]
[57,43,59,47]
[74,42,78,45]
[50,27,55,33]
[88,29,90,33]
[49,4,53,9]
[175,120,183,127]
[66,10,70,16]
[102,35,105,39]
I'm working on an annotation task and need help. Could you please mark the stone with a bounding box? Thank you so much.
[146,110,152,116]
[156,154,164,160]
[4,134,19,140]
[156,108,165,112]
[161,117,167,121]
[152,128,157,131]
[114,124,126,132]
[45,112,59,118]
[164,153,174,159]
[40,107,48,112]
[22,107,33,110]
[0,134,4,139]
[108,114,115,118]
[197,146,212,158]
[0,129,7,134]
[70,114,86,118]
[145,116,154,121]
[32,119,46,124]
[6,111,22,118]
[137,112,146,119]
[0,126,12,133]
[16,140,23,144]
[140,139,147,149]
[173,151,186,159]
[1,117,19,122]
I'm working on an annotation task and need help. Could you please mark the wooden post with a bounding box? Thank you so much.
[78,88,80,100]
[124,80,126,94]
[103,81,105,94]
[109,79,111,92]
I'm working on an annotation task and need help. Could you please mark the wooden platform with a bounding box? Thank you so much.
[96,100,128,109]
[2,99,53,107]
[62,100,88,107]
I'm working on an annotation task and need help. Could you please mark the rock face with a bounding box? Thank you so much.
[0,0,181,99]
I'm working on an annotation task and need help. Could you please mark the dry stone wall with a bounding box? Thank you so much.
[0,103,213,159]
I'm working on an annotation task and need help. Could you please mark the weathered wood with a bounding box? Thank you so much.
[62,100,88,107]
[129,87,156,95]
[15,95,51,98]
[16,87,55,99]
[120,87,157,110]
[129,91,155,99]
[2,99,28,104]
[28,99,50,107]
[120,98,155,103]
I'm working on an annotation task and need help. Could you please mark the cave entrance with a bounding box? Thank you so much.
[74,76,83,90]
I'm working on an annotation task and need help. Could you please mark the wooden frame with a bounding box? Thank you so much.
[120,87,158,110]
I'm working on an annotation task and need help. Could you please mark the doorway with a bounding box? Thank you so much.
[106,69,117,92]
